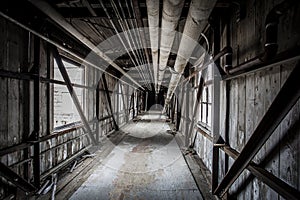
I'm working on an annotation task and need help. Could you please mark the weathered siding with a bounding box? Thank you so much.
[216,0,300,198]
[0,15,142,199]
[174,0,300,199]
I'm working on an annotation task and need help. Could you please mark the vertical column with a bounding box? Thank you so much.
[116,82,119,126]
[132,91,135,118]
[145,91,148,111]
[96,80,100,142]
[33,36,40,187]
[101,74,118,131]
[212,15,221,192]
[136,90,139,115]
[212,65,221,192]
[46,43,51,134]
[185,83,190,147]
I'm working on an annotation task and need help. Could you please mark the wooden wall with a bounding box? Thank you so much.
[0,17,30,198]
[0,16,142,199]
[218,0,300,198]
[174,0,300,199]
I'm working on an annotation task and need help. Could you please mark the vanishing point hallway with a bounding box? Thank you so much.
[70,110,203,200]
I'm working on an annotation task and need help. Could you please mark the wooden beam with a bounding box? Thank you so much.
[194,123,300,200]
[0,162,36,192]
[41,145,92,180]
[33,36,41,187]
[116,82,120,125]
[52,47,97,145]
[212,63,221,192]
[102,74,119,131]
[214,61,300,196]
[220,145,300,200]
[120,83,129,122]
[187,71,206,147]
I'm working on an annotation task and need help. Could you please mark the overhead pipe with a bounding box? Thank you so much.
[228,0,295,75]
[146,0,160,92]
[131,0,154,84]
[28,0,143,89]
[176,46,232,87]
[98,0,147,89]
[157,0,185,92]
[121,0,153,89]
[127,0,154,85]
[109,0,151,90]
[165,0,217,105]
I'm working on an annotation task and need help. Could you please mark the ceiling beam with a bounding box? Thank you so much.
[28,0,144,89]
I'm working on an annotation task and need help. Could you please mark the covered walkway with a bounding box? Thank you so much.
[0,0,300,199]
[70,110,203,199]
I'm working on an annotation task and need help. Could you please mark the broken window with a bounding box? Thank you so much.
[53,59,84,128]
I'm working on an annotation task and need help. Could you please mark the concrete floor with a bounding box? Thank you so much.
[70,111,203,200]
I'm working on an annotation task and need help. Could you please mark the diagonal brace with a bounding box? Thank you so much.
[102,74,119,130]
[214,61,300,196]
[0,162,36,193]
[52,47,97,145]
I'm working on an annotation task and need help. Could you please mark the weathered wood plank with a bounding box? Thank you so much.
[228,79,238,195]
[263,66,280,200]
[279,63,298,200]
[236,76,246,200]
[244,73,255,199]
[7,49,20,145]
[252,70,265,200]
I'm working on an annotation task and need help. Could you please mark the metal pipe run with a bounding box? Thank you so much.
[157,0,185,92]
[146,0,160,92]
[131,0,154,84]
[0,12,139,90]
[228,0,295,75]
[28,0,143,89]
[164,0,217,105]
[99,0,148,89]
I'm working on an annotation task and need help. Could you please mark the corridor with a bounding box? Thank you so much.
[0,0,299,199]
[70,110,202,199]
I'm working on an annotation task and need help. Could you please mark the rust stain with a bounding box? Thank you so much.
[131,139,153,153]
[109,141,156,199]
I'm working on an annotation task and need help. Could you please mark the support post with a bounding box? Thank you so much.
[52,47,97,145]
[214,61,300,196]
[136,90,139,115]
[145,91,148,111]
[0,162,36,192]
[220,145,300,200]
[102,74,119,130]
[116,82,120,125]
[120,82,129,122]
[187,72,206,147]
[184,83,190,147]
[96,80,100,142]
[33,36,41,187]
[132,92,135,118]
[212,64,221,192]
